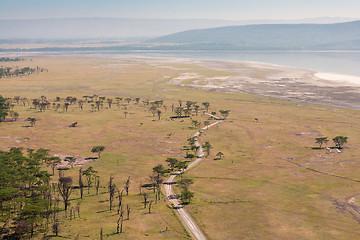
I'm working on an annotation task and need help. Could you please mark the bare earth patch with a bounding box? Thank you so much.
[164,59,360,110]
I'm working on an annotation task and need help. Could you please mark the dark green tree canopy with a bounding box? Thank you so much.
[333,136,348,149]
[91,146,105,158]
[0,148,51,238]
[315,137,329,148]
[0,95,10,122]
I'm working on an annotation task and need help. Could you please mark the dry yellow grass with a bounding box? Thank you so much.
[1,56,360,239]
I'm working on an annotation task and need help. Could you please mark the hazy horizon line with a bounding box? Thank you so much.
[1,16,359,21]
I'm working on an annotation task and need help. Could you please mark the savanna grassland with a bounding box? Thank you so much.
[1,56,360,240]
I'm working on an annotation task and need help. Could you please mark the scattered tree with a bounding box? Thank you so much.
[107,98,113,108]
[216,151,224,159]
[26,117,37,127]
[177,178,194,191]
[192,120,199,128]
[126,204,131,220]
[64,102,70,112]
[175,161,188,178]
[95,176,100,195]
[180,189,194,204]
[333,136,348,149]
[64,156,76,168]
[58,177,73,211]
[79,168,84,198]
[315,137,329,148]
[109,176,116,210]
[124,176,131,195]
[153,164,166,182]
[91,146,105,158]
[202,141,212,157]
[165,157,179,170]
[69,122,78,127]
[143,192,149,208]
[9,110,19,121]
[117,189,123,215]
[185,153,195,161]
[78,100,84,110]
[45,156,62,175]
[187,137,196,146]
[82,166,98,194]
[148,201,153,213]
[125,97,132,105]
[202,102,210,112]
[0,95,10,121]
[219,110,230,119]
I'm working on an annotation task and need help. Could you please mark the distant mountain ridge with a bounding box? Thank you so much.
[0,17,358,39]
[148,20,360,50]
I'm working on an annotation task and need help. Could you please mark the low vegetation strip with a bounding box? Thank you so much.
[283,158,360,183]
[164,113,223,240]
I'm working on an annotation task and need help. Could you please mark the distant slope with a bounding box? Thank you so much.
[0,18,262,39]
[0,17,358,39]
[148,21,360,50]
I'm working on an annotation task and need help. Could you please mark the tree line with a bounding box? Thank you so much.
[0,66,47,79]
[0,57,26,62]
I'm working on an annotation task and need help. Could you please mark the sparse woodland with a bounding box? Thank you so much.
[0,93,224,239]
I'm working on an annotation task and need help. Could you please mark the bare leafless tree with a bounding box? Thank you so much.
[143,192,149,208]
[148,201,153,213]
[79,168,84,199]
[95,176,100,195]
[117,189,123,215]
[126,204,131,220]
[124,176,130,195]
[109,177,116,210]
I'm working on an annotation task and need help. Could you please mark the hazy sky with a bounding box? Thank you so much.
[1,0,359,20]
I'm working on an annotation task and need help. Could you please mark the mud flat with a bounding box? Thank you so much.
[154,58,360,110]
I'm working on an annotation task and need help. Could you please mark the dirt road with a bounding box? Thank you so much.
[164,113,223,240]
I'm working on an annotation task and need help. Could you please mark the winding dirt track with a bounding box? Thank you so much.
[164,113,223,240]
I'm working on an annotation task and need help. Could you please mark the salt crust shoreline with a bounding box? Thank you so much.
[136,56,360,110]
[315,72,360,85]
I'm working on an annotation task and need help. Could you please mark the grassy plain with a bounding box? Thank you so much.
[1,56,360,239]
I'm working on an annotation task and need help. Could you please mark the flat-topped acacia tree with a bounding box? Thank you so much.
[82,166,97,194]
[45,156,62,175]
[26,117,37,127]
[91,146,105,158]
[216,151,224,159]
[219,110,230,119]
[202,102,210,112]
[64,156,76,168]
[315,137,329,148]
[333,136,348,149]
[165,158,179,171]
[125,97,132,105]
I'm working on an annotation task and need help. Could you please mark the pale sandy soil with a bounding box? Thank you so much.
[145,58,360,110]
